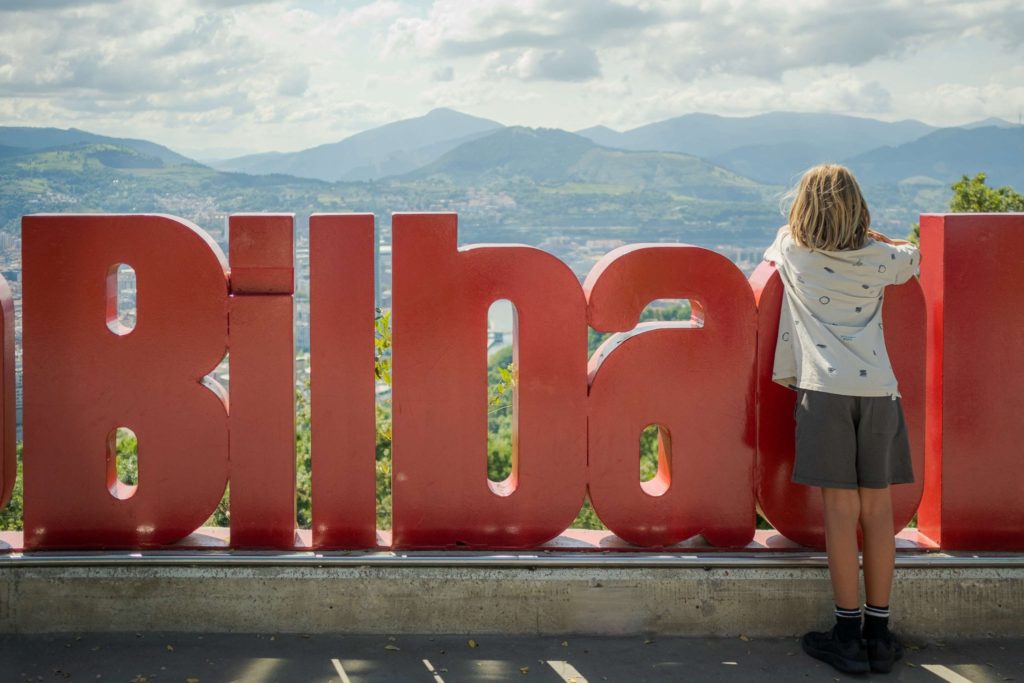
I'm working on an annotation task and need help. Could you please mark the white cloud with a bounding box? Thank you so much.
[277,65,310,97]
[385,0,1023,80]
[604,73,895,129]
[0,0,1021,154]
[790,76,893,114]
[384,0,660,57]
[905,81,1024,125]
[0,0,120,10]
[484,45,601,82]
[431,65,454,82]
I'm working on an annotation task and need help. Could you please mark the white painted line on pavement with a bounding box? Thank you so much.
[547,659,589,683]
[331,657,353,683]
[921,664,976,683]
[422,658,447,683]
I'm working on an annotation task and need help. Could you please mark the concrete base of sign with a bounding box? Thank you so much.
[1,556,1021,637]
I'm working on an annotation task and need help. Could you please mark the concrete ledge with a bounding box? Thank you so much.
[0,527,941,552]
[3,557,1022,637]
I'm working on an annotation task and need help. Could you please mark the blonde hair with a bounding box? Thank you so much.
[786,164,870,251]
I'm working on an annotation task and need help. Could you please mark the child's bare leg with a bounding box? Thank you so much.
[859,486,895,607]
[821,487,861,608]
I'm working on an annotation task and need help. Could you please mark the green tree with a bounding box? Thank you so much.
[0,444,22,531]
[949,172,1024,213]
[486,345,515,484]
[909,172,1024,243]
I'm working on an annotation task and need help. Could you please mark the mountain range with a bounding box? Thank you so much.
[205,108,1019,189]
[212,108,503,182]
[403,126,766,201]
[845,125,1024,190]
[0,127,194,166]
[1,109,1020,242]
[578,112,937,184]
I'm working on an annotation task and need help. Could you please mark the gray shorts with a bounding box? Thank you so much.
[792,388,914,490]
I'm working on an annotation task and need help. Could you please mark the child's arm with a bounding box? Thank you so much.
[867,229,912,246]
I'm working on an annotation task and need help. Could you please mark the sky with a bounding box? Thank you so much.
[1,0,1022,158]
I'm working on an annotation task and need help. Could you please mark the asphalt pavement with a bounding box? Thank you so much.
[2,632,1020,682]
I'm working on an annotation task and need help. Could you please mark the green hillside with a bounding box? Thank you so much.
[0,126,195,165]
[406,127,769,201]
[1,132,785,242]
[0,143,337,232]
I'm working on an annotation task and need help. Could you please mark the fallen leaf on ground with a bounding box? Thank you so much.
[165,645,174,652]
[561,641,568,647]
[186,678,199,683]
[739,635,749,641]
[722,661,737,666]
[519,666,529,674]
[644,639,654,645]
[384,644,400,651]
[468,639,478,648]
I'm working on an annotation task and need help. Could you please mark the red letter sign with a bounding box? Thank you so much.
[227,214,297,548]
[22,215,230,548]
[918,213,1024,550]
[585,245,757,547]
[309,214,377,548]
[392,213,588,548]
[0,276,13,510]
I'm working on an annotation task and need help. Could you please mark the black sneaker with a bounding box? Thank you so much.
[801,627,869,674]
[866,632,903,673]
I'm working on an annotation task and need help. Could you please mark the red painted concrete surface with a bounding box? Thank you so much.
[309,214,377,549]
[22,215,230,549]
[0,277,13,512]
[916,214,1024,550]
[392,214,589,548]
[226,214,297,549]
[3,212,1022,552]
[585,245,756,548]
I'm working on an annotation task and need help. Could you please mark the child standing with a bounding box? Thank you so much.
[764,164,919,674]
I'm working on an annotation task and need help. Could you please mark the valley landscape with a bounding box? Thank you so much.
[3,108,1021,267]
